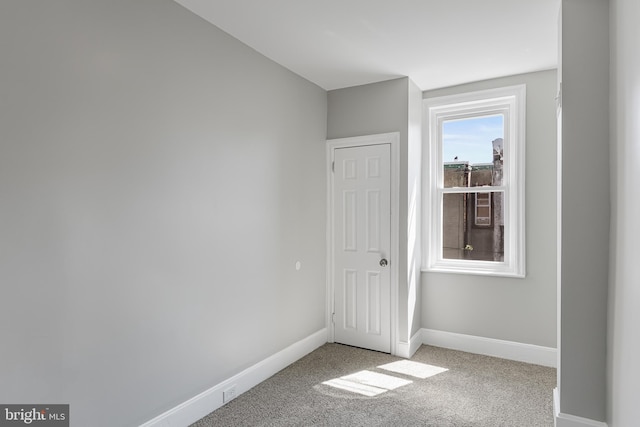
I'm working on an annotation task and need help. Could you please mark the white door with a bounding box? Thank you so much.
[332,143,391,353]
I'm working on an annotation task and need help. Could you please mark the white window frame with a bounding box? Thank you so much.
[422,85,526,277]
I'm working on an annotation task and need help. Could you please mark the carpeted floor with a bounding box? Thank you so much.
[191,343,556,427]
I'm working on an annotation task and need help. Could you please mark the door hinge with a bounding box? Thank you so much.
[332,312,335,324]
[331,161,335,173]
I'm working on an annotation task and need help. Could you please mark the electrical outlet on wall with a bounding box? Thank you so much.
[223,385,237,403]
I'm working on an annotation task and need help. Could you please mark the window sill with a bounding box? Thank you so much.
[422,262,526,278]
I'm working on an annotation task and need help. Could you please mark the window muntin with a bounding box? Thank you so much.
[423,85,525,277]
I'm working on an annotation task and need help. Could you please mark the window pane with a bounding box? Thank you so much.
[442,191,504,262]
[476,193,490,205]
[442,115,504,188]
[477,206,490,217]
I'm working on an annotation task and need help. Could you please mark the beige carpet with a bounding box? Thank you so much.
[192,343,556,426]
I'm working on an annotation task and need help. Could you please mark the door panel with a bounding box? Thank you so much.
[333,144,391,353]
[344,269,357,330]
[366,271,381,334]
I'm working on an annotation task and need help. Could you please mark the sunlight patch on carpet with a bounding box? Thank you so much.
[322,370,413,396]
[377,360,449,379]
[321,378,386,396]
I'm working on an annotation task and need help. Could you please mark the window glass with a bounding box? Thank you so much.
[441,192,504,262]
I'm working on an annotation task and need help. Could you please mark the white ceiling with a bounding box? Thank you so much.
[174,0,560,91]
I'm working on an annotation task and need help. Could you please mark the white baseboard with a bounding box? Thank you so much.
[421,328,557,367]
[396,329,423,359]
[554,388,608,427]
[140,328,328,427]
[555,414,608,427]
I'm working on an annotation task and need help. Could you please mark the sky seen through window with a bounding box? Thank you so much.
[442,115,504,164]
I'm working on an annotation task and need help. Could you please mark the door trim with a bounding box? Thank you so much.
[326,132,400,356]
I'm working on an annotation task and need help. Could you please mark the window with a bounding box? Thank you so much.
[475,192,491,226]
[422,85,525,277]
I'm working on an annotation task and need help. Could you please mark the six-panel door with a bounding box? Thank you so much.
[333,144,391,353]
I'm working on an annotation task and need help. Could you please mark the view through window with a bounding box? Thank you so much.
[442,115,504,262]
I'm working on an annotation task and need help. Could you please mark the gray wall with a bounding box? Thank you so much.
[422,70,558,349]
[558,0,609,422]
[0,1,327,426]
[327,78,422,345]
[608,0,640,425]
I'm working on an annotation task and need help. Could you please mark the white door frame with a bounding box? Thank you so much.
[326,132,400,356]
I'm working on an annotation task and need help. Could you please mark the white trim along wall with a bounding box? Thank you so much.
[140,329,328,427]
[421,329,557,368]
[554,389,609,427]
